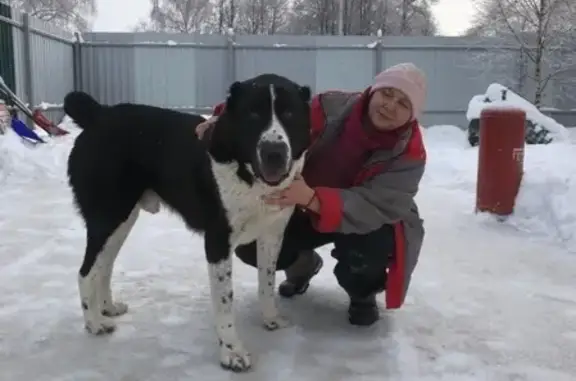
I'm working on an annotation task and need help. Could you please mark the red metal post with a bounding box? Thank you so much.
[476,106,526,216]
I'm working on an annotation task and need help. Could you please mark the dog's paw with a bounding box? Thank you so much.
[102,302,128,317]
[262,315,291,331]
[84,317,117,335]
[219,343,252,372]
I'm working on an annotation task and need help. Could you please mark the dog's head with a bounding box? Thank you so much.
[210,74,311,187]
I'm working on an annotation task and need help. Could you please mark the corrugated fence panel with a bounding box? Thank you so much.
[312,35,376,93]
[10,10,27,103]
[193,46,228,107]
[0,2,17,96]
[80,46,135,105]
[315,48,374,92]
[134,46,197,107]
[234,35,316,89]
[28,16,74,106]
[439,49,520,111]
[234,47,315,87]
[131,33,228,109]
[3,13,576,127]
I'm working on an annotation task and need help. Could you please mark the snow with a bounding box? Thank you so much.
[0,116,80,183]
[466,84,570,142]
[1,119,576,380]
[139,41,202,46]
[37,102,63,110]
[422,125,576,251]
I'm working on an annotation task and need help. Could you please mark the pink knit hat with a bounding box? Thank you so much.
[370,63,427,120]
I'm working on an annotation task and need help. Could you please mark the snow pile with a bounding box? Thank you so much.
[422,124,576,250]
[466,83,570,142]
[0,116,80,183]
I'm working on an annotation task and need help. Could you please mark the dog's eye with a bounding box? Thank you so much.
[282,111,293,119]
[250,112,259,119]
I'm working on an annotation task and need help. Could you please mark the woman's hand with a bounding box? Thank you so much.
[195,115,219,139]
[263,174,315,209]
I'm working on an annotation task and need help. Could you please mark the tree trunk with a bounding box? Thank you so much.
[533,0,546,107]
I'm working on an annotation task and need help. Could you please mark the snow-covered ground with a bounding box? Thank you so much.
[1,121,576,381]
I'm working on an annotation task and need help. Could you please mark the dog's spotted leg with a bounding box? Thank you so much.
[100,207,139,317]
[79,213,137,335]
[79,257,117,335]
[208,258,251,372]
[257,212,292,331]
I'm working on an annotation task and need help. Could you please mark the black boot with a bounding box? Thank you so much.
[348,294,379,326]
[278,250,323,298]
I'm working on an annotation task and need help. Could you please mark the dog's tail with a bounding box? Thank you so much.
[63,91,102,130]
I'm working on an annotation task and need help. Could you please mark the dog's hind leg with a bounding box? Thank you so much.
[100,206,139,317]
[204,229,252,372]
[78,207,139,335]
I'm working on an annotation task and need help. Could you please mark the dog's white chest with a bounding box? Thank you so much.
[210,161,291,248]
[222,189,285,246]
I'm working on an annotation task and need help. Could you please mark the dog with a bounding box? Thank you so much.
[64,74,311,372]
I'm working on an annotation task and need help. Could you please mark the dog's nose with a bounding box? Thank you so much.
[259,141,288,169]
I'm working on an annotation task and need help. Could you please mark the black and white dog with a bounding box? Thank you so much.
[64,74,311,372]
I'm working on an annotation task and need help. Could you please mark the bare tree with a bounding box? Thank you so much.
[11,0,96,31]
[407,0,439,35]
[136,0,213,33]
[285,0,437,36]
[234,0,289,34]
[213,0,237,32]
[285,0,339,35]
[468,0,576,107]
[133,0,437,36]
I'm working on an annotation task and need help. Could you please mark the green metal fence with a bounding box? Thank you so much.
[0,1,16,95]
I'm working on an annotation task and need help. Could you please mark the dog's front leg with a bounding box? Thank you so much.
[205,234,251,372]
[257,213,292,331]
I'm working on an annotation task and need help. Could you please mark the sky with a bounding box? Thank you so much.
[91,0,476,36]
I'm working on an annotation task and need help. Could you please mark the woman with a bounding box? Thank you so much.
[197,63,427,326]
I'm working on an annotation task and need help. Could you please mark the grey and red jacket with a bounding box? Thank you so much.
[212,90,426,309]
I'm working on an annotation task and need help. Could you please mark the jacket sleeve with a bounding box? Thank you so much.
[311,151,426,235]
[315,158,425,234]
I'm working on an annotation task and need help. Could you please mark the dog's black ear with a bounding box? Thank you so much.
[225,81,246,112]
[299,85,311,103]
[208,119,236,163]
[229,81,245,96]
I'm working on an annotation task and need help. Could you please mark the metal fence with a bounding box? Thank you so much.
[78,32,576,127]
[0,5,75,122]
[1,5,575,128]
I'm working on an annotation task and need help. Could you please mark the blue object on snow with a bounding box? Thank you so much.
[10,117,44,144]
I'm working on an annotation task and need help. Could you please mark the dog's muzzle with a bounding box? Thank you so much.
[256,141,291,186]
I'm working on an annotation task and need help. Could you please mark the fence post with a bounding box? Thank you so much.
[73,32,83,91]
[374,39,382,77]
[225,30,236,97]
[21,12,34,126]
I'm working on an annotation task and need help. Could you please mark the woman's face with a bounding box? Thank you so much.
[368,87,413,131]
